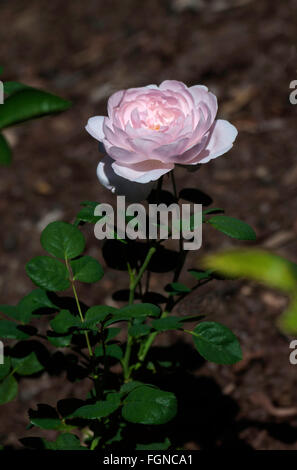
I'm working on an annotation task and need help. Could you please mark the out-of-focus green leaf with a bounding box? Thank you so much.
[204,249,297,293]
[0,133,12,166]
[278,296,297,334]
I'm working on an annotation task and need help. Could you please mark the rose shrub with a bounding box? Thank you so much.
[86,80,237,199]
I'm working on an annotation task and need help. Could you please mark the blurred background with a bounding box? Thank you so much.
[1,0,297,449]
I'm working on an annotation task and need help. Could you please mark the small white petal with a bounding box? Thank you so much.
[97,156,155,202]
[85,116,105,142]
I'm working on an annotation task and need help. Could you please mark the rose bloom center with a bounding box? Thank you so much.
[138,97,181,131]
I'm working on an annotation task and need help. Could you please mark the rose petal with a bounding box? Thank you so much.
[153,137,189,161]
[112,160,174,183]
[106,145,146,164]
[107,90,125,118]
[191,119,238,164]
[85,116,105,142]
[189,86,218,121]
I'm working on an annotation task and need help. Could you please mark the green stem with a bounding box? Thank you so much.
[136,170,185,364]
[122,246,156,380]
[65,257,93,357]
[138,310,169,363]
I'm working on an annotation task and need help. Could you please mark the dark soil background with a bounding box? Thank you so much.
[1,0,297,450]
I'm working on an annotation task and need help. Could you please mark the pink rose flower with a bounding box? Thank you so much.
[86,80,237,200]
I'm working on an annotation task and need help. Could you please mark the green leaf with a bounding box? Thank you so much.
[128,324,151,337]
[44,433,86,450]
[47,333,72,348]
[120,381,143,394]
[0,88,71,129]
[50,310,79,334]
[0,291,56,324]
[75,202,101,225]
[31,417,61,430]
[3,81,31,96]
[71,394,121,419]
[118,303,160,320]
[278,296,297,334]
[151,317,181,331]
[11,352,43,376]
[0,375,18,404]
[122,385,177,425]
[17,288,57,323]
[0,357,11,380]
[192,321,242,365]
[30,417,71,431]
[204,249,297,293]
[179,314,204,323]
[41,221,85,260]
[207,215,256,241]
[83,305,117,330]
[0,305,21,322]
[0,133,12,166]
[0,320,29,339]
[94,344,123,360]
[29,405,74,431]
[26,256,70,291]
[105,303,160,326]
[166,282,191,295]
[203,207,225,216]
[188,269,213,281]
[136,438,171,450]
[70,256,103,283]
[105,327,121,342]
